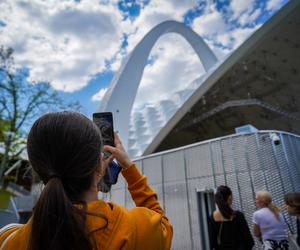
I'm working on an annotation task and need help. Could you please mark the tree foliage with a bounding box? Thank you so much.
[0,46,81,178]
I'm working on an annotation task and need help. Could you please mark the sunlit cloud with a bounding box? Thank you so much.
[1,0,288,113]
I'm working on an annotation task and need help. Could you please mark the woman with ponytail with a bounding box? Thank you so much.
[253,191,288,249]
[0,112,173,250]
[208,185,254,249]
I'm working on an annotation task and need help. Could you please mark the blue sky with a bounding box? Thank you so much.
[0,0,288,120]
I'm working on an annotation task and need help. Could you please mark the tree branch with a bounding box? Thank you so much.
[16,87,52,130]
[11,145,27,159]
[0,83,11,93]
[0,96,13,120]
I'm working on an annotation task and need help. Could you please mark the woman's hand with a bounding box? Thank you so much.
[253,223,261,238]
[103,133,134,170]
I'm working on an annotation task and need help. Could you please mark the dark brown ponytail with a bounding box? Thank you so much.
[29,177,92,250]
[27,112,102,250]
[215,185,234,219]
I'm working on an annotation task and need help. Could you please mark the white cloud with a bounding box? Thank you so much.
[123,0,262,110]
[133,34,204,108]
[124,0,198,53]
[192,1,262,50]
[239,8,261,26]
[116,0,204,108]
[193,4,226,37]
[230,25,261,49]
[0,0,285,116]
[192,2,232,50]
[229,0,256,20]
[1,0,123,92]
[267,0,284,11]
[92,87,108,102]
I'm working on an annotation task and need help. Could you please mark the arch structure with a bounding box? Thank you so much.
[98,20,218,157]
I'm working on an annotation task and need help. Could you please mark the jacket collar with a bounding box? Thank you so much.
[25,200,112,235]
[84,199,122,235]
[84,200,110,233]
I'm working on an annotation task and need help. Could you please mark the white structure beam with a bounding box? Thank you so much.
[99,20,218,151]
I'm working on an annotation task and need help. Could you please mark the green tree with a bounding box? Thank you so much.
[0,46,81,180]
[0,118,10,142]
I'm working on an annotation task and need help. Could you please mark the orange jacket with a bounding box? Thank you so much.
[0,165,173,249]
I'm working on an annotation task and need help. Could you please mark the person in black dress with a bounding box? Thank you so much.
[208,186,254,250]
[284,192,300,247]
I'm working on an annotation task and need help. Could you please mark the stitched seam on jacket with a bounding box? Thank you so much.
[103,206,122,249]
[0,224,21,235]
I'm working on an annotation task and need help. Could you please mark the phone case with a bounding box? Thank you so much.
[105,160,122,184]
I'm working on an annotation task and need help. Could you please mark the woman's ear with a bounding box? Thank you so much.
[100,153,113,174]
[94,156,104,180]
[228,195,233,206]
[95,165,103,177]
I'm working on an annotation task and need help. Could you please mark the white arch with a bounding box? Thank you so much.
[98,20,218,151]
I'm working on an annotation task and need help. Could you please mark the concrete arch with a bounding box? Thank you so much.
[98,20,218,150]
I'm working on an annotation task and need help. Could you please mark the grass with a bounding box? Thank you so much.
[0,189,11,209]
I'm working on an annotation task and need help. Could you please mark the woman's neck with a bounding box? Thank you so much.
[81,188,99,203]
[259,204,268,209]
[81,174,101,203]
[214,209,232,221]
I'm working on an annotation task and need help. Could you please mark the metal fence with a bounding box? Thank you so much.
[104,130,300,250]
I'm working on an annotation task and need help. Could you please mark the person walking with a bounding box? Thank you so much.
[253,191,288,250]
[208,185,254,250]
[0,112,173,250]
[284,192,300,247]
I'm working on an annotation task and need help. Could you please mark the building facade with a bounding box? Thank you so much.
[104,130,300,249]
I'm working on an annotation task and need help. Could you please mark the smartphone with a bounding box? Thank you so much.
[93,112,122,191]
[93,112,115,148]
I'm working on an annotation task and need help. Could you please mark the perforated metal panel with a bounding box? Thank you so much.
[283,135,300,191]
[165,181,191,249]
[109,131,300,249]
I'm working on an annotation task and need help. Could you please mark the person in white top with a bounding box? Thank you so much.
[252,191,289,250]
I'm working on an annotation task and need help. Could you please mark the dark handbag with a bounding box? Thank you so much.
[217,221,224,246]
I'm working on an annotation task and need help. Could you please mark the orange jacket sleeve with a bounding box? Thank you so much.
[122,164,173,250]
[0,224,23,249]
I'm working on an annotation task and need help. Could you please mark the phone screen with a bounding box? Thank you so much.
[93,112,121,191]
[93,112,115,147]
